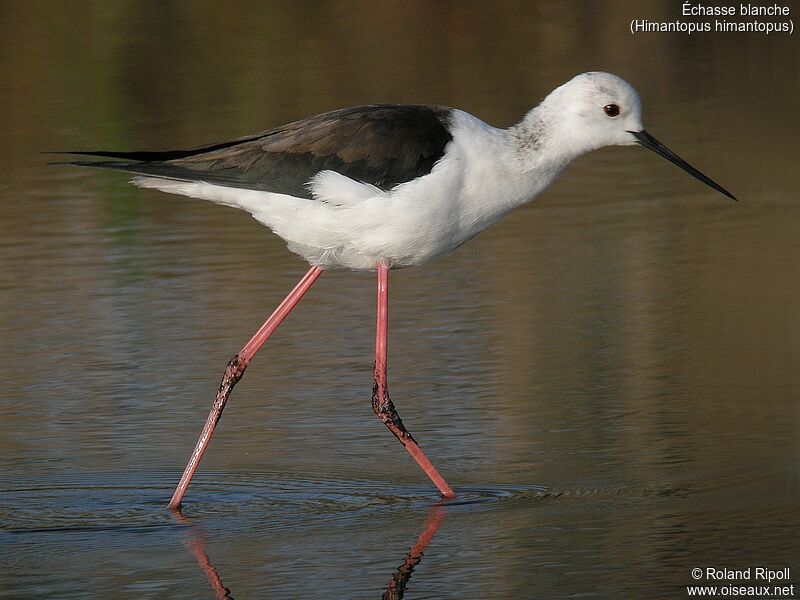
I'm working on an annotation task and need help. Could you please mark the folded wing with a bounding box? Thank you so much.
[61,104,454,200]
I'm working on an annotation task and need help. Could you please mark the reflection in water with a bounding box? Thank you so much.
[172,509,233,600]
[172,503,446,600]
[382,504,446,600]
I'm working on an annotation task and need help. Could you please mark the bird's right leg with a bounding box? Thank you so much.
[168,265,324,509]
[372,263,455,498]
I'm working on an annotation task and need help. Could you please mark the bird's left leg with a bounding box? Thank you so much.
[168,265,324,509]
[372,263,455,498]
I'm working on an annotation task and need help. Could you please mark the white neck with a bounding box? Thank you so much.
[450,107,580,236]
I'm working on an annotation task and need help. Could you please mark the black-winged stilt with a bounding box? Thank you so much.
[61,72,735,509]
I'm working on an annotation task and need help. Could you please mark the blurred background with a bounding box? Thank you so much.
[0,1,797,598]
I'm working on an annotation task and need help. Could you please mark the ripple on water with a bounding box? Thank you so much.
[0,473,178,538]
[0,472,553,538]
[1,470,717,540]
[1,470,707,530]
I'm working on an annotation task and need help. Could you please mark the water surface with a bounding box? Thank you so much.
[0,2,797,598]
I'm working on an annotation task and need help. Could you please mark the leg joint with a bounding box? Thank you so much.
[372,379,416,444]
[217,354,247,398]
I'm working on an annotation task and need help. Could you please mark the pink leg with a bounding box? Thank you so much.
[168,265,324,509]
[372,263,455,498]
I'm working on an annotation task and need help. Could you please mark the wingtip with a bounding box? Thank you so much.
[44,151,133,169]
[46,159,107,167]
[43,151,88,166]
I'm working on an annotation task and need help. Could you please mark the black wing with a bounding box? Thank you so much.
[60,105,454,199]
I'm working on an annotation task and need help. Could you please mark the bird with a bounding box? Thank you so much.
[59,72,736,509]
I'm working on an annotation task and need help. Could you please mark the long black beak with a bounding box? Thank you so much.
[629,130,736,201]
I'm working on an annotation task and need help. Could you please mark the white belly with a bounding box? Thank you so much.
[135,151,491,270]
[255,164,476,270]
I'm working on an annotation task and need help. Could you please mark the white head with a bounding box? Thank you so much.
[542,71,643,152]
[523,71,735,200]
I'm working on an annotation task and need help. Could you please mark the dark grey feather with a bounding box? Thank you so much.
[60,105,454,199]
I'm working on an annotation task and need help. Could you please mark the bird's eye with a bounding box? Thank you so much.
[604,104,620,117]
